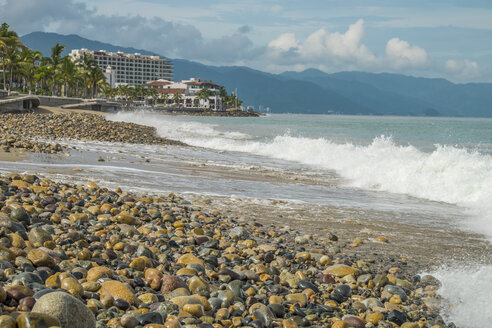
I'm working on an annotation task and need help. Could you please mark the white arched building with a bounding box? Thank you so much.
[143,78,223,111]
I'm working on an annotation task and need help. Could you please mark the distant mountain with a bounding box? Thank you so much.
[330,71,492,117]
[21,32,159,57]
[280,69,435,116]
[20,32,492,117]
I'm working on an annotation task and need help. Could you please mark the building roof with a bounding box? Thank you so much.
[143,80,172,87]
[157,88,185,95]
[184,81,218,87]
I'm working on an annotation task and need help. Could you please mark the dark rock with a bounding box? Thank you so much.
[249,319,265,328]
[388,309,407,325]
[10,207,30,224]
[334,284,352,297]
[297,280,319,293]
[33,288,57,300]
[218,268,241,281]
[114,298,130,311]
[13,272,43,285]
[136,312,163,325]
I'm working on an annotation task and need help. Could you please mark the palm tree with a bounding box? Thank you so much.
[101,86,117,100]
[59,56,77,97]
[117,85,131,108]
[34,61,52,95]
[146,87,158,106]
[196,88,213,108]
[88,64,106,98]
[4,36,26,94]
[20,48,42,94]
[161,92,169,106]
[134,85,146,101]
[172,92,183,108]
[49,43,66,95]
[78,54,98,98]
[0,23,18,92]
[69,67,85,98]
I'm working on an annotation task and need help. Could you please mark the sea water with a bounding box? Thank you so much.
[107,113,492,236]
[106,112,492,327]
[1,112,491,326]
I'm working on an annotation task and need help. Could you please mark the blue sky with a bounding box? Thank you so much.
[1,0,492,82]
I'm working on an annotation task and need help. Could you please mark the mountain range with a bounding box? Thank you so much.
[20,31,492,117]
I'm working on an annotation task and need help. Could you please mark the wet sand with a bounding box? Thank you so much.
[0,148,27,162]
[182,191,491,273]
[35,105,109,116]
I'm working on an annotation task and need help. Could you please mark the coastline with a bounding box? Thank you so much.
[0,106,184,156]
[0,107,483,327]
[2,106,488,270]
[155,107,263,117]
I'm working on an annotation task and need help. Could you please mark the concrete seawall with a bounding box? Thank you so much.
[37,96,84,107]
[0,93,40,113]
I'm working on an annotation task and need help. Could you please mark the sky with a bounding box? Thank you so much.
[1,0,492,82]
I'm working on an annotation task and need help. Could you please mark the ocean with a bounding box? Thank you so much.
[2,112,491,326]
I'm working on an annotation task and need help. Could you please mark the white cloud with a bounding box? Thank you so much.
[385,38,429,68]
[0,0,257,62]
[445,59,480,78]
[268,33,299,52]
[265,19,431,71]
[266,19,378,67]
[301,19,377,65]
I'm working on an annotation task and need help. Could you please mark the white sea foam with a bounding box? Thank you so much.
[108,111,492,240]
[430,265,492,327]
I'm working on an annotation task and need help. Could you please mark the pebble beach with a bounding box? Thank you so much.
[0,108,459,328]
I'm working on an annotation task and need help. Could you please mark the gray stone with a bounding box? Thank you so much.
[28,227,53,246]
[13,272,43,285]
[226,280,243,298]
[252,308,274,328]
[230,227,249,240]
[0,260,13,269]
[383,285,408,301]
[421,275,441,287]
[155,302,177,318]
[357,274,372,285]
[31,291,96,328]
[121,314,139,328]
[217,290,235,307]
[208,297,222,309]
[10,208,30,224]
[361,297,383,309]
[136,245,154,259]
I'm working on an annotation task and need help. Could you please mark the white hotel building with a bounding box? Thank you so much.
[143,78,223,111]
[69,49,173,87]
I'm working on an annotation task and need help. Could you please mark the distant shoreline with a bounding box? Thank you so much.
[153,107,263,117]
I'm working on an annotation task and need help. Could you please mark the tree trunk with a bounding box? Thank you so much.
[8,64,13,95]
[52,75,56,96]
[1,55,6,91]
